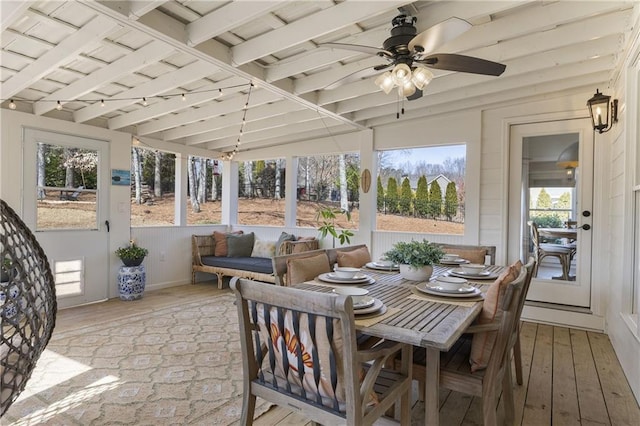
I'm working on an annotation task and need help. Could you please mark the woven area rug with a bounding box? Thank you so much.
[3,294,271,425]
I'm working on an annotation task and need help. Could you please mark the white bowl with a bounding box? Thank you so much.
[460,264,486,274]
[333,286,369,304]
[375,260,394,267]
[435,276,468,290]
[442,253,460,261]
[333,266,360,279]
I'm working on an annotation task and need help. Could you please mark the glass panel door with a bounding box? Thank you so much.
[508,119,593,308]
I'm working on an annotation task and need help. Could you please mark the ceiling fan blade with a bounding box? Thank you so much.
[408,17,471,57]
[319,42,393,59]
[419,53,506,76]
[324,64,390,90]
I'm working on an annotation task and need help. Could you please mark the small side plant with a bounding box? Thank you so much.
[316,206,354,248]
[115,240,148,266]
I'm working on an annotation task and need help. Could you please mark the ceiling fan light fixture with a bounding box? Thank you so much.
[411,66,433,90]
[392,63,412,85]
[375,71,395,94]
[399,80,416,97]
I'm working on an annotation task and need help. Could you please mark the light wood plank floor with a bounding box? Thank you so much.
[56,283,639,425]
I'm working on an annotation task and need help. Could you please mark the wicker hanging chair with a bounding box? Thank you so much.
[1,199,57,416]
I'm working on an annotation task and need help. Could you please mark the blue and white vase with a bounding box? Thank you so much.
[118,265,146,301]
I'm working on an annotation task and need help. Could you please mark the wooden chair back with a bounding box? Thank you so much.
[271,248,329,286]
[437,243,496,265]
[230,277,412,425]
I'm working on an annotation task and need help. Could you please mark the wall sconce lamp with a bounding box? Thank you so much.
[587,89,618,133]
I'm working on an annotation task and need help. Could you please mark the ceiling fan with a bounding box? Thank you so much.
[321,14,506,101]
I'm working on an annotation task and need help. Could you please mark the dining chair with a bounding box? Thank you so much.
[512,257,536,385]
[437,243,496,265]
[230,277,413,425]
[404,264,529,425]
[529,221,572,279]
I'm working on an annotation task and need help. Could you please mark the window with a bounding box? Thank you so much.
[376,146,466,234]
[296,154,360,230]
[36,143,98,230]
[130,147,176,226]
[238,159,285,226]
[186,156,222,225]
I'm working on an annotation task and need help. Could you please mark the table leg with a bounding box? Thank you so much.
[425,347,440,425]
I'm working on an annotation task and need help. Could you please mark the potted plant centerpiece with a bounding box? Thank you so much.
[383,239,444,281]
[115,240,148,267]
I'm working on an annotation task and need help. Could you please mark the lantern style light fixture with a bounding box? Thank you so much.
[587,89,618,134]
[375,63,434,97]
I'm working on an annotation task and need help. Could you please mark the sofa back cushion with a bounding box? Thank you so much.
[214,230,243,257]
[252,238,277,258]
[227,232,255,257]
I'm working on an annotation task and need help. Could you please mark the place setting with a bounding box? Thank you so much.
[317,267,376,285]
[364,260,400,272]
[448,263,500,280]
[332,287,387,317]
[410,276,484,306]
[438,253,470,266]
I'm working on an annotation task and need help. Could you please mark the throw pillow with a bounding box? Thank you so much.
[290,237,318,254]
[276,231,296,254]
[336,246,371,268]
[213,230,243,257]
[227,232,255,257]
[252,238,276,258]
[286,252,330,285]
[469,260,523,372]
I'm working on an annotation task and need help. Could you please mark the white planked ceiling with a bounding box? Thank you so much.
[1,0,636,158]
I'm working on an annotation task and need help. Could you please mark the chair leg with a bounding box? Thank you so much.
[514,331,524,385]
[502,365,516,425]
[482,387,498,426]
[241,391,257,425]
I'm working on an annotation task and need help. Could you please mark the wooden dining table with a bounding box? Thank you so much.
[296,263,505,425]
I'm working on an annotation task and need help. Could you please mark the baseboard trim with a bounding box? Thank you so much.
[522,304,605,332]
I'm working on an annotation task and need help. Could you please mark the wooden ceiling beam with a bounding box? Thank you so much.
[1,1,35,32]
[230,0,406,65]
[1,14,119,100]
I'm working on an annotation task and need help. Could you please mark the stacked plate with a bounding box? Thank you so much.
[439,258,470,266]
[365,261,399,271]
[448,268,499,280]
[416,281,482,298]
[317,272,375,285]
[332,287,386,315]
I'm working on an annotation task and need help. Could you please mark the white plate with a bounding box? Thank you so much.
[439,259,470,265]
[353,296,376,310]
[425,284,476,294]
[366,262,399,271]
[319,272,370,283]
[353,298,384,315]
[449,269,499,280]
[416,282,482,298]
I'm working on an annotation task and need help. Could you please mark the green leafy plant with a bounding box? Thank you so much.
[316,206,354,248]
[382,239,444,269]
[115,241,148,264]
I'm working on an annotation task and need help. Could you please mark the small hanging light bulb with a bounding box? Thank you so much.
[56,101,63,110]
[9,99,16,110]
[181,93,186,101]
[100,99,105,107]
[142,97,147,106]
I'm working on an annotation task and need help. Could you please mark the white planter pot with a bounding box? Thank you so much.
[399,264,433,281]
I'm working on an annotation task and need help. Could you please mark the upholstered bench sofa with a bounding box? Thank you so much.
[192,231,319,289]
